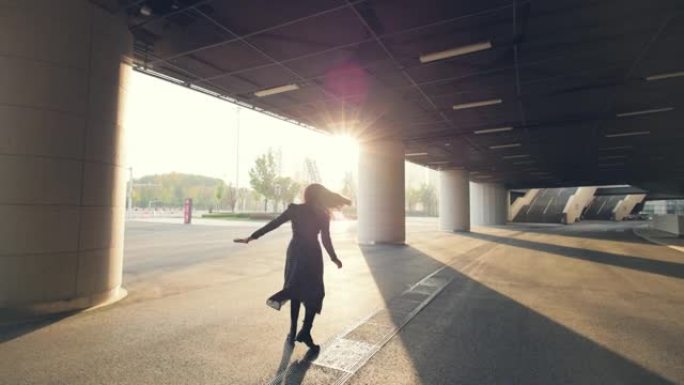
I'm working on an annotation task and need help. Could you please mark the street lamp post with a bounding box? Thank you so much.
[235,106,240,212]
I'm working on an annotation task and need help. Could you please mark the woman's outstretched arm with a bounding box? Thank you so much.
[321,219,342,268]
[234,205,292,243]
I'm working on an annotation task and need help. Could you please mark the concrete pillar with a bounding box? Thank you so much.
[470,182,508,226]
[357,139,405,244]
[0,1,131,314]
[613,194,647,221]
[562,186,597,224]
[439,170,470,232]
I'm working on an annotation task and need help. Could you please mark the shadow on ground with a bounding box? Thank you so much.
[462,231,684,279]
[0,311,77,344]
[267,338,320,385]
[357,240,676,384]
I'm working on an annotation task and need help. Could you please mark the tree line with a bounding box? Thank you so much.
[405,183,438,216]
[132,173,235,210]
[131,148,436,216]
[131,149,348,212]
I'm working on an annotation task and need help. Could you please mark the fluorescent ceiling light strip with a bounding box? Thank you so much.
[143,68,185,84]
[598,155,627,160]
[405,152,429,156]
[646,71,684,81]
[453,99,502,111]
[503,154,529,159]
[190,84,220,97]
[474,126,513,134]
[616,107,673,117]
[419,41,492,63]
[490,143,521,150]
[599,145,633,151]
[605,131,651,138]
[254,84,299,97]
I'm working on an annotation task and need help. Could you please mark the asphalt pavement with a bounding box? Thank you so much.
[0,218,682,385]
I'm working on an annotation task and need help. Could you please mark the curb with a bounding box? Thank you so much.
[633,228,684,254]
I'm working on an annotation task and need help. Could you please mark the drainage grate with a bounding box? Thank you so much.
[314,338,375,372]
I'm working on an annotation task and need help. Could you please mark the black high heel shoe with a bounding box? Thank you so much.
[295,329,320,352]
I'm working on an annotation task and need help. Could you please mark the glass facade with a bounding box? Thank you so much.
[642,200,684,215]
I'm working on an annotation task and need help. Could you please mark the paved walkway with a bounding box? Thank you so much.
[1,220,682,384]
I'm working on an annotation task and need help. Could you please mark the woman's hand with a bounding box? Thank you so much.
[331,257,343,269]
[233,236,253,244]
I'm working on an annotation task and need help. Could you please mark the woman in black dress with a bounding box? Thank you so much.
[234,184,350,351]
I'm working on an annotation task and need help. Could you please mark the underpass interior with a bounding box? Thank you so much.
[2,1,684,384]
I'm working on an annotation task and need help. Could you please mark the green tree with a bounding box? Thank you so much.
[215,183,224,211]
[133,172,226,209]
[250,189,263,211]
[419,183,438,216]
[249,149,278,211]
[236,187,256,212]
[225,183,238,212]
[406,186,421,211]
[275,176,301,210]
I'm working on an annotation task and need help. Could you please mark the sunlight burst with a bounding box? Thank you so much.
[328,134,359,161]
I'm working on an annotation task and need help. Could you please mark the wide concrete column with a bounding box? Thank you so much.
[439,170,470,232]
[0,1,131,314]
[357,139,405,244]
[470,182,508,226]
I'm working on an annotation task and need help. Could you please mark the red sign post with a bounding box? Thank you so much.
[183,198,193,224]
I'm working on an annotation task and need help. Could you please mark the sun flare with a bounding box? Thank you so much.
[328,134,359,161]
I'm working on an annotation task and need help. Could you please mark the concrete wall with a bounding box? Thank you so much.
[470,182,507,226]
[653,215,684,236]
[563,187,597,224]
[508,189,539,221]
[0,0,131,313]
[613,194,647,221]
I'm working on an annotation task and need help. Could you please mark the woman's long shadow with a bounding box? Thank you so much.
[269,339,319,385]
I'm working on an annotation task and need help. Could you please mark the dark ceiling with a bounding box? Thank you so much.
[98,0,683,192]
